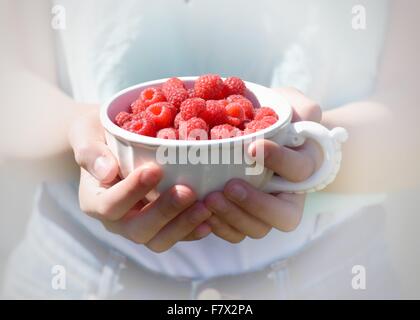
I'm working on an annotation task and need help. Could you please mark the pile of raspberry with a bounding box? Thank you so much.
[114,74,278,140]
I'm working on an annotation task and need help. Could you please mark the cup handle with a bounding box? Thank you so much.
[262,121,348,194]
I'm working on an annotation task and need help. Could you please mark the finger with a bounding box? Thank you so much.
[248,139,322,182]
[205,192,271,239]
[208,215,246,244]
[146,203,211,252]
[274,87,322,122]
[183,223,212,241]
[69,110,119,183]
[80,163,162,221]
[224,179,305,232]
[121,185,197,244]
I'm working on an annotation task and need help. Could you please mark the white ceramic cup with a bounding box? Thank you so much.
[100,77,348,199]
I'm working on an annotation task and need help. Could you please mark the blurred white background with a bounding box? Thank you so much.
[0,154,78,290]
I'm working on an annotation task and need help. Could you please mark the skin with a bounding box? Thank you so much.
[1,1,419,250]
[69,109,213,252]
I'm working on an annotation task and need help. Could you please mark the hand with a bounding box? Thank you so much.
[204,88,323,242]
[69,109,211,252]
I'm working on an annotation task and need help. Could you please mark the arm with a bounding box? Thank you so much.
[323,0,420,192]
[0,0,88,160]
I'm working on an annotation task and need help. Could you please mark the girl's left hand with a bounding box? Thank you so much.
[204,88,324,243]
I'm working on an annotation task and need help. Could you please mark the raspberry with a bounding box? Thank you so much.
[255,107,278,120]
[174,112,185,129]
[194,74,224,100]
[130,98,147,114]
[244,119,272,134]
[163,102,178,116]
[226,94,245,102]
[144,102,176,129]
[162,78,188,108]
[225,102,245,127]
[227,95,255,120]
[122,121,132,130]
[179,117,209,140]
[223,77,246,96]
[199,100,228,128]
[164,87,189,108]
[259,115,278,125]
[162,77,185,92]
[180,98,206,120]
[123,119,157,137]
[210,124,242,140]
[139,87,166,107]
[187,88,197,98]
[157,127,178,140]
[115,111,132,126]
[131,111,145,121]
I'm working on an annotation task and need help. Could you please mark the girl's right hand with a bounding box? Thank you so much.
[68,109,212,252]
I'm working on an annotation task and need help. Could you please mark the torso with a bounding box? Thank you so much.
[52,0,389,278]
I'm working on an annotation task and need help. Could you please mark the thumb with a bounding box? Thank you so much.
[73,142,119,183]
[69,109,119,183]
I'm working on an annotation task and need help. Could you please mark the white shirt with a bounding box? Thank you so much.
[51,0,388,279]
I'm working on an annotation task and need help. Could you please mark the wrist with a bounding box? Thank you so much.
[72,102,100,121]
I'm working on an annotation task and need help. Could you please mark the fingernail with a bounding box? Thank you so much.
[139,165,161,186]
[194,223,211,238]
[172,185,195,209]
[209,195,228,213]
[247,143,257,157]
[93,156,112,181]
[227,183,247,201]
[189,205,210,224]
[248,142,269,159]
[208,215,221,226]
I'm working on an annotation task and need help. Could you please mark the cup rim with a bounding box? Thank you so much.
[100,76,292,147]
